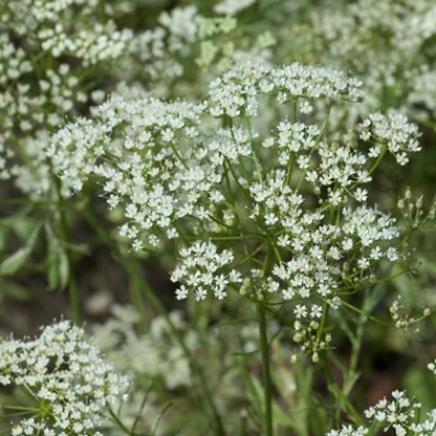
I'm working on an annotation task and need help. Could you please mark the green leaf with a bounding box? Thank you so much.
[237,356,263,425]
[290,363,314,436]
[0,280,31,301]
[0,223,42,276]
[0,246,32,276]
[273,399,293,429]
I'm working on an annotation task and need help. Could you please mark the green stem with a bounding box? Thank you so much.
[66,277,80,325]
[241,116,263,182]
[257,303,273,436]
[128,270,148,333]
[368,146,387,175]
[291,98,298,123]
[340,299,390,327]
[56,184,80,324]
[315,300,330,349]
[107,403,133,435]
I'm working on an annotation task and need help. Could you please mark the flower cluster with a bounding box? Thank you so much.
[46,61,415,359]
[3,0,134,65]
[127,6,202,83]
[327,425,369,436]
[327,391,418,436]
[0,321,129,435]
[171,241,242,301]
[0,0,141,197]
[208,59,362,118]
[271,64,363,102]
[327,376,436,436]
[409,70,436,115]
[328,389,436,436]
[263,121,374,205]
[262,204,398,360]
[306,0,436,119]
[215,0,256,15]
[364,390,420,431]
[359,111,421,166]
[47,93,219,249]
[0,34,85,141]
[411,410,436,435]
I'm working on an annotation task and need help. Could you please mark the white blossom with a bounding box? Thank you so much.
[359,111,421,165]
[0,321,129,435]
[171,241,242,301]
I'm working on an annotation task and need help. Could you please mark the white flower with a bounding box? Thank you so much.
[326,425,369,436]
[359,111,421,166]
[428,359,436,376]
[208,60,362,119]
[215,0,256,15]
[0,321,129,434]
[171,241,242,301]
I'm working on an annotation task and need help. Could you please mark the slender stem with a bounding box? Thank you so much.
[257,303,273,436]
[241,116,263,182]
[291,97,298,123]
[169,141,188,168]
[286,154,294,184]
[107,403,132,435]
[368,146,387,175]
[315,300,330,348]
[66,277,80,324]
[56,183,80,324]
[128,270,148,333]
[224,157,249,195]
[348,311,366,377]
[340,299,390,326]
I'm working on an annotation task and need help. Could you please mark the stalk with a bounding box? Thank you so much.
[257,303,273,436]
[55,181,80,324]
[66,272,80,325]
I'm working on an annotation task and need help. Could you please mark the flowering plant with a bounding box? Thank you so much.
[0,1,435,435]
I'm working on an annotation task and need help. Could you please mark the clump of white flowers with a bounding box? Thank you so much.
[208,59,362,118]
[2,0,134,66]
[364,390,421,433]
[0,0,140,197]
[359,111,421,166]
[327,368,436,436]
[46,93,212,249]
[215,0,256,15]
[171,241,242,301]
[327,425,369,436]
[45,59,421,361]
[0,321,129,435]
[328,389,436,436]
[305,0,436,120]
